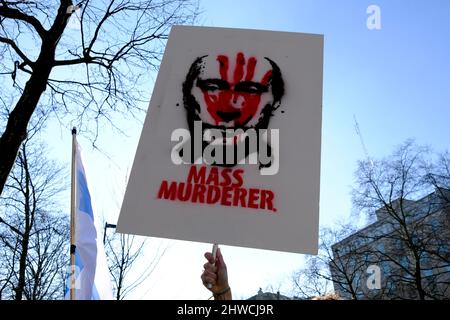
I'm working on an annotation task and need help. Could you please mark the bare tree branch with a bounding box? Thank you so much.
[0,36,33,67]
[0,131,68,300]
[0,3,47,38]
[0,0,199,196]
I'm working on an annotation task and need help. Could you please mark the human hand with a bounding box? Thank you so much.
[201,248,230,297]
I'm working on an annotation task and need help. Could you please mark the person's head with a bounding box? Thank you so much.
[182,52,284,133]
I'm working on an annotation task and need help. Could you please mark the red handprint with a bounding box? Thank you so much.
[197,52,273,126]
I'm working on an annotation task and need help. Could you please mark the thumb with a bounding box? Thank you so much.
[216,248,226,268]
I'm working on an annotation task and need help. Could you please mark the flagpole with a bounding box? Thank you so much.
[70,127,77,300]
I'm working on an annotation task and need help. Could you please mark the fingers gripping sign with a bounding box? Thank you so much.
[201,245,231,299]
[206,244,218,289]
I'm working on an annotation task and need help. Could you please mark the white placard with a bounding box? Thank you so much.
[117,26,323,254]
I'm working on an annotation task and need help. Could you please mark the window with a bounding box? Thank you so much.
[376,242,385,253]
[399,256,410,269]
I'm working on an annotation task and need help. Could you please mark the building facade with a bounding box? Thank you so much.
[330,188,450,299]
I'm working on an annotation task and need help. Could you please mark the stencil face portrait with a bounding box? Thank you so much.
[182,52,284,166]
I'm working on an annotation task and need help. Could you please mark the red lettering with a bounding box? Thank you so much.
[220,168,232,186]
[207,185,221,204]
[260,189,275,211]
[157,180,177,200]
[192,184,206,203]
[187,165,206,184]
[248,188,260,209]
[158,171,276,214]
[177,182,192,201]
[233,188,247,208]
[220,186,233,206]
[232,169,244,187]
[206,167,219,185]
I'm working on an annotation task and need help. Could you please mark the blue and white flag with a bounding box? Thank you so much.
[65,141,114,300]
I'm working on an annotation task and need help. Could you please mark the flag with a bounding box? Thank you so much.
[65,140,114,300]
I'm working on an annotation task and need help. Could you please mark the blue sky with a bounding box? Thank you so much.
[41,0,450,299]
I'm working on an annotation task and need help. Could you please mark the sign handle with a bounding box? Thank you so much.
[207,243,219,289]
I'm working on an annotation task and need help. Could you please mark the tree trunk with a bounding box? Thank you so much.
[0,0,72,196]
[0,64,52,196]
[15,229,30,300]
[14,150,33,300]
[414,259,426,300]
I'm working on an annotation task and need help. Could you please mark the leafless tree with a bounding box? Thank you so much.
[425,151,450,202]
[293,224,363,300]
[105,231,165,300]
[0,0,199,196]
[295,141,449,300]
[0,245,15,299]
[349,140,450,299]
[23,215,69,300]
[292,255,331,299]
[0,134,69,300]
[102,171,166,300]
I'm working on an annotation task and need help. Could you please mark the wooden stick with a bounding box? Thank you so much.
[207,243,219,289]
